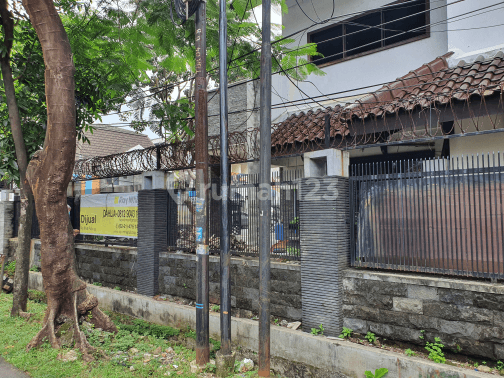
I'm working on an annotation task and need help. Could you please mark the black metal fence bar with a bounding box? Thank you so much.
[167,169,303,260]
[12,197,76,240]
[350,153,504,280]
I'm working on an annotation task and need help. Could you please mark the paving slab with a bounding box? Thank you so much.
[0,357,29,378]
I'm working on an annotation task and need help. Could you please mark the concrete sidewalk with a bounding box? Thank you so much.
[0,357,29,378]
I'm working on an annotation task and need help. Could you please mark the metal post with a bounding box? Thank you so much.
[219,0,231,356]
[195,0,209,366]
[259,0,271,376]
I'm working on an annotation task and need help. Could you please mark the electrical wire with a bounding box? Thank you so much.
[101,60,504,130]
[101,0,454,111]
[99,1,503,117]
[276,2,504,76]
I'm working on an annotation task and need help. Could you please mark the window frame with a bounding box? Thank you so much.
[307,0,430,68]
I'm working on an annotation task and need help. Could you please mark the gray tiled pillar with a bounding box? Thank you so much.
[137,189,167,296]
[0,195,14,259]
[300,176,350,336]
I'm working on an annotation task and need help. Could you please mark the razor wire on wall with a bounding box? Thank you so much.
[73,91,504,181]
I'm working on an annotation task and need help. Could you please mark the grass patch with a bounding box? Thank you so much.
[0,294,264,377]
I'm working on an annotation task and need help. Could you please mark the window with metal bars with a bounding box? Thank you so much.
[308,0,429,66]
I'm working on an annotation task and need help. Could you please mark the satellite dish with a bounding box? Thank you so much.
[172,0,201,24]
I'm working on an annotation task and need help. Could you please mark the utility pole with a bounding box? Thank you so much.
[259,0,272,376]
[195,0,209,366]
[219,0,231,356]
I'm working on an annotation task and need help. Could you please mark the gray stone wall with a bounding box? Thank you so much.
[343,268,504,360]
[159,252,301,320]
[11,237,301,319]
[207,80,259,137]
[75,244,137,291]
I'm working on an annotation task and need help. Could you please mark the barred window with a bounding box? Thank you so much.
[309,0,429,66]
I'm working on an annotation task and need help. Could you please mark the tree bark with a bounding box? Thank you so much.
[0,0,35,316]
[21,0,116,356]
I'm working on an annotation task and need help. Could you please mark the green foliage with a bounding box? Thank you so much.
[497,360,504,370]
[27,289,46,303]
[365,332,376,344]
[404,348,416,357]
[0,295,204,377]
[425,337,446,364]
[5,261,15,277]
[92,282,102,286]
[364,368,389,378]
[285,246,299,255]
[120,319,180,339]
[184,326,197,340]
[112,329,138,351]
[339,327,353,339]
[211,304,220,312]
[29,266,40,272]
[113,286,121,291]
[311,324,324,335]
[419,329,425,340]
[123,0,323,141]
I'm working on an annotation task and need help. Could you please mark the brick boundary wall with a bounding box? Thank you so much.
[343,268,504,360]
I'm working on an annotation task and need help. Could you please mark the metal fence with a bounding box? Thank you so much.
[350,153,504,279]
[13,197,77,239]
[167,169,303,260]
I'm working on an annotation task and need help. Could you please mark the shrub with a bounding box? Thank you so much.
[6,261,15,277]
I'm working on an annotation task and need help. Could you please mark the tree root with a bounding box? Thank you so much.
[26,288,117,358]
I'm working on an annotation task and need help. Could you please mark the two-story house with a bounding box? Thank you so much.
[269,0,504,172]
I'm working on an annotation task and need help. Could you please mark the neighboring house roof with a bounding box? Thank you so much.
[272,51,504,147]
[76,125,154,159]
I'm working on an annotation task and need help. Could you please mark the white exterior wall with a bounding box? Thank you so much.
[450,114,504,166]
[272,0,449,121]
[447,0,504,56]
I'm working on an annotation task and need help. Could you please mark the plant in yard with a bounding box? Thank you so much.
[364,367,389,378]
[92,282,102,286]
[211,305,220,312]
[496,360,504,370]
[29,266,40,272]
[114,286,121,291]
[27,290,46,303]
[311,324,324,335]
[339,327,353,339]
[365,332,376,344]
[419,329,425,340]
[405,348,416,357]
[5,261,15,277]
[425,337,446,364]
[473,362,479,368]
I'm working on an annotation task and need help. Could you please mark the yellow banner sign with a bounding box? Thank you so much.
[80,193,138,238]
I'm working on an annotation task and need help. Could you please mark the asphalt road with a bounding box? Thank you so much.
[0,357,29,377]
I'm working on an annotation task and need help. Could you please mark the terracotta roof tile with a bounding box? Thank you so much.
[76,125,154,159]
[272,52,504,147]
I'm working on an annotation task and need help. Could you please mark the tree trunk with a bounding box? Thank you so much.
[21,0,116,356]
[0,0,35,316]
